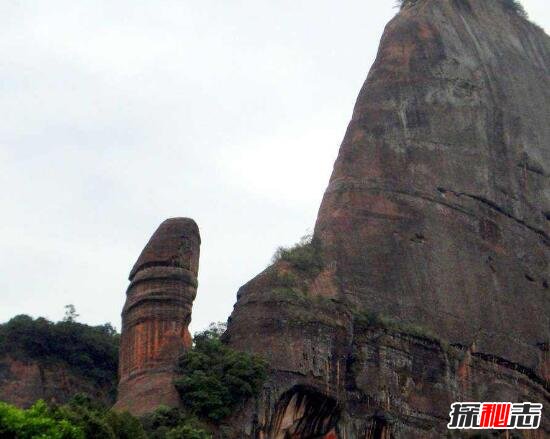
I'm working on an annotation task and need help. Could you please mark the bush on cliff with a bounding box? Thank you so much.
[501,0,528,18]
[174,323,268,423]
[396,0,418,8]
[0,314,119,389]
[271,234,323,276]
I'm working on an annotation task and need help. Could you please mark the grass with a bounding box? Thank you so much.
[271,234,323,277]
[395,0,418,9]
[354,310,453,353]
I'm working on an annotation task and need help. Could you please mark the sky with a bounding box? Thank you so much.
[1,1,548,334]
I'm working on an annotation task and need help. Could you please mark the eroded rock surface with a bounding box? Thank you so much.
[0,356,115,408]
[114,218,200,415]
[224,0,550,437]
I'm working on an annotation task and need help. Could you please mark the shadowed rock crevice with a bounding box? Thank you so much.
[268,386,340,439]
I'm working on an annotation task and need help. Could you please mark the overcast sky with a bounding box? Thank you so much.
[1,1,548,333]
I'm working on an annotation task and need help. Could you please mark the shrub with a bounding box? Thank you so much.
[0,395,151,439]
[50,394,147,439]
[354,310,440,343]
[0,400,83,439]
[395,0,418,8]
[501,0,528,18]
[174,323,267,423]
[274,271,299,288]
[271,234,323,276]
[353,310,464,358]
[165,423,211,439]
[270,287,307,303]
[141,406,210,439]
[104,411,146,439]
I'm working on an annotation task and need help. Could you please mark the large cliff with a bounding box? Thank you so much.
[223,0,549,437]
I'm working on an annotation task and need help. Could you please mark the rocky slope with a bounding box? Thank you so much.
[0,356,115,408]
[223,0,550,437]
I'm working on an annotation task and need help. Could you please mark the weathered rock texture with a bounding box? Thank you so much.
[0,356,114,408]
[223,0,550,437]
[114,218,200,415]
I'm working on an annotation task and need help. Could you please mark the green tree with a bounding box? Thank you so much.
[141,406,210,439]
[0,315,119,391]
[174,323,267,422]
[0,400,83,439]
[52,394,146,439]
[63,304,80,323]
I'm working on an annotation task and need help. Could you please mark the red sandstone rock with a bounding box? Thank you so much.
[223,1,550,437]
[0,356,114,408]
[114,218,200,415]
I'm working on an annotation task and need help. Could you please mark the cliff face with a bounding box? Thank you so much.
[224,0,550,437]
[0,356,115,408]
[114,218,200,415]
[314,0,549,373]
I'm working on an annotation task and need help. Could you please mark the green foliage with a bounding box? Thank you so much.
[0,396,181,439]
[0,400,83,439]
[0,314,119,388]
[105,411,146,439]
[174,323,267,423]
[395,0,418,8]
[354,310,466,359]
[501,0,528,18]
[51,394,146,439]
[271,234,323,276]
[274,271,299,288]
[165,425,211,439]
[191,322,226,345]
[142,407,210,439]
[0,396,151,439]
[270,286,308,303]
[355,310,441,343]
[63,304,80,323]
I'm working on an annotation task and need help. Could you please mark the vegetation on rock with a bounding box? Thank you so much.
[141,406,210,439]
[0,314,119,390]
[355,310,441,343]
[0,317,266,437]
[174,323,267,423]
[271,234,323,276]
[501,0,528,18]
[353,310,466,360]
